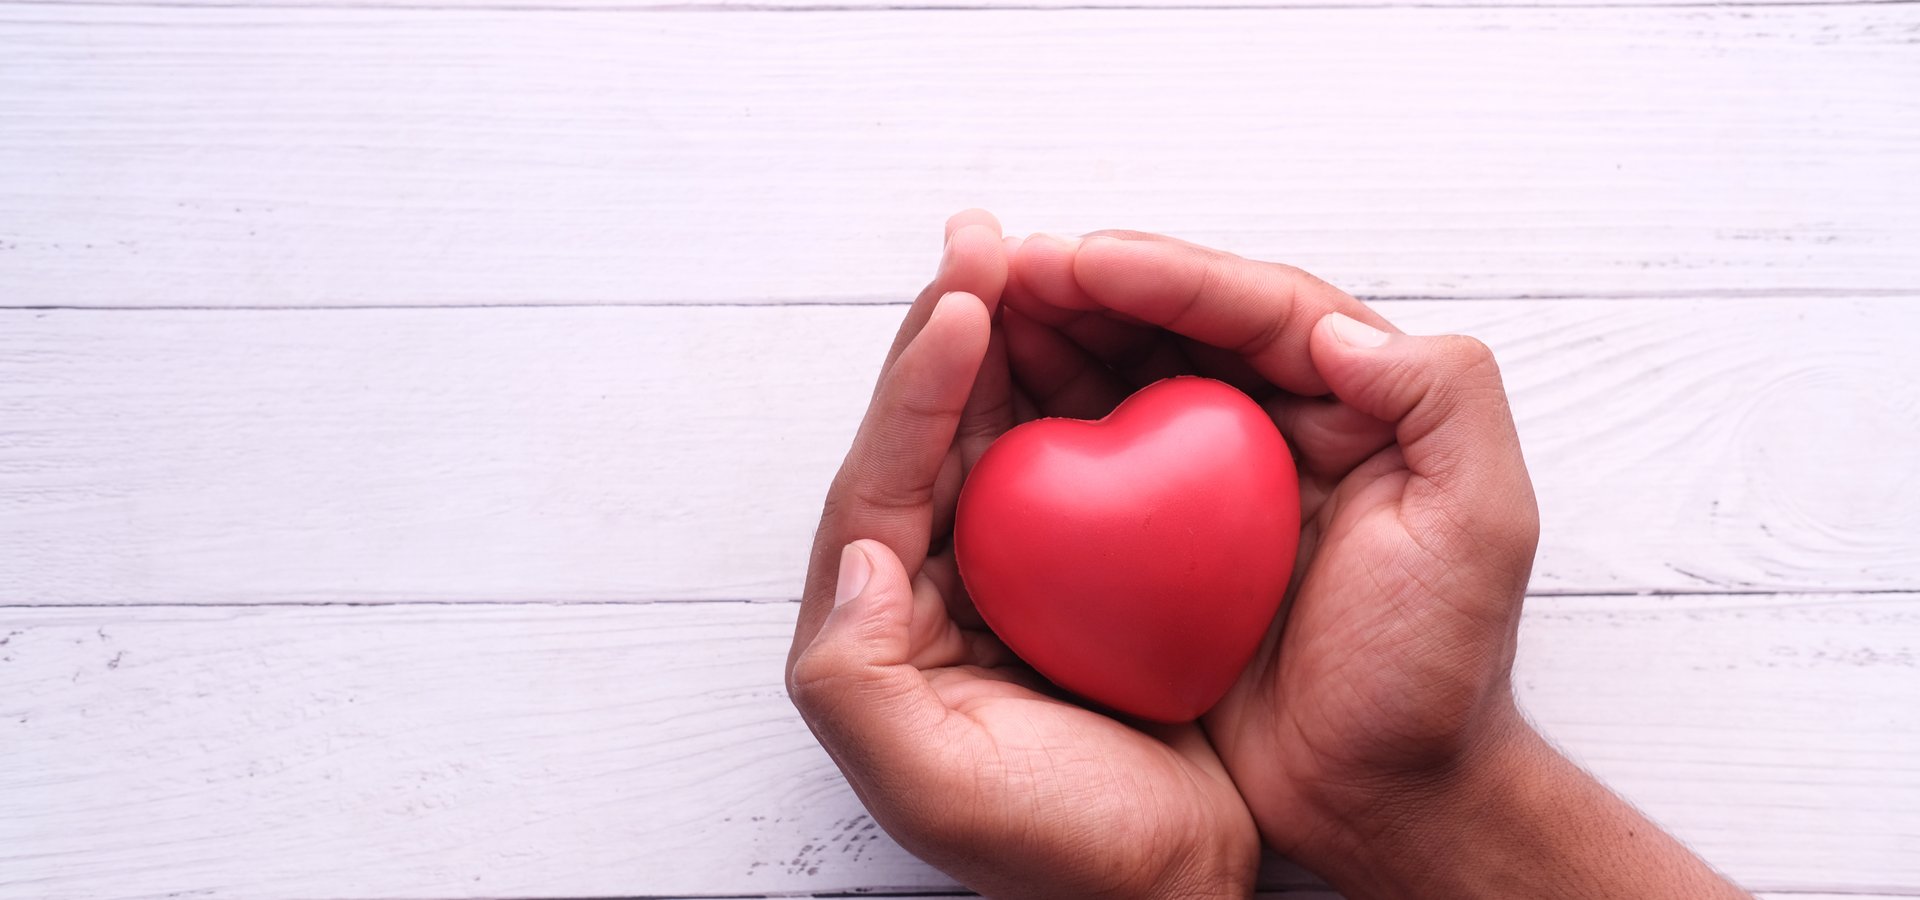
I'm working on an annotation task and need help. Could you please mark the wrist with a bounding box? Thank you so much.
[1292,708,1552,897]
[1291,715,1751,900]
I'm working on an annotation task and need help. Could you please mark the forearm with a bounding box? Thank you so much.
[1304,723,1752,900]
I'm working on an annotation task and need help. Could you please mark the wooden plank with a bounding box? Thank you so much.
[2,0,1886,9]
[2,4,1916,307]
[1,593,1914,898]
[4,298,1918,605]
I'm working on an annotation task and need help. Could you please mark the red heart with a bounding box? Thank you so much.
[955,376,1301,723]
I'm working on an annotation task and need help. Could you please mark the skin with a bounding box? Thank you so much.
[785,211,1258,900]
[786,212,1754,899]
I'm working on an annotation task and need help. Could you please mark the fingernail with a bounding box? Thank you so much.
[1032,232,1081,251]
[1325,313,1389,349]
[834,543,872,608]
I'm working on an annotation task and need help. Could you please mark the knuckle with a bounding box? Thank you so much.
[1234,302,1291,359]
[817,489,854,532]
[1263,259,1317,285]
[848,479,931,518]
[829,459,932,519]
[1440,334,1500,376]
[1410,335,1510,422]
[791,628,911,715]
[893,385,967,428]
[788,646,870,724]
[786,648,838,711]
[1179,252,1227,322]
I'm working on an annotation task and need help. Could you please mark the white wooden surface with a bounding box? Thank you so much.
[3,5,1918,307]
[3,298,1918,605]
[2,0,1917,898]
[4,595,1917,897]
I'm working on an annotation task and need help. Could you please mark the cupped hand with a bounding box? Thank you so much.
[1001,232,1540,873]
[785,213,1259,900]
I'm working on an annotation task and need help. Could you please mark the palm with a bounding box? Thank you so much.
[990,334,1460,812]
[1207,452,1495,840]
[902,399,1256,896]
[905,644,1255,895]
[1254,485,1451,766]
[990,248,1519,848]
[791,214,1257,897]
[994,250,1532,851]
[801,222,1548,897]
[947,228,1736,900]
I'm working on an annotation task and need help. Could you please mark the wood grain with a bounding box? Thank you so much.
[2,4,1916,307]
[3,0,1889,9]
[4,298,1917,605]
[2,593,1914,898]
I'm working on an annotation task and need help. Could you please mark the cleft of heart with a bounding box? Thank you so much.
[955,375,1300,723]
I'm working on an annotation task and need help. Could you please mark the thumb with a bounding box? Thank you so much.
[1307,313,1539,556]
[788,540,949,772]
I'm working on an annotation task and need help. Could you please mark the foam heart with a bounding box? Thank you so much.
[955,376,1300,723]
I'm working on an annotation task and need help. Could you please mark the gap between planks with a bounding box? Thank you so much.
[10,286,1920,312]
[8,587,1920,610]
[9,0,1916,10]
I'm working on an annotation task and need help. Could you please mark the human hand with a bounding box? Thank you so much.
[1003,231,1749,899]
[785,213,1258,900]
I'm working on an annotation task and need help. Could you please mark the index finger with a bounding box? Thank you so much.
[880,210,1006,377]
[791,291,992,668]
[1064,235,1398,396]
